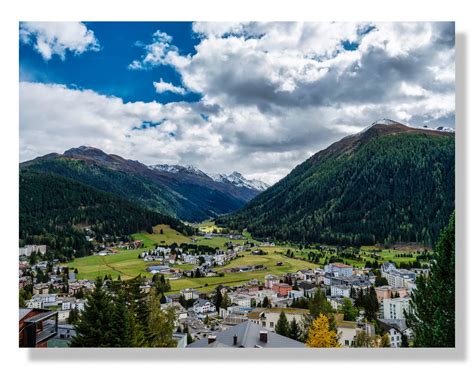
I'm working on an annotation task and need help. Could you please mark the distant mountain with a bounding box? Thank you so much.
[20,170,193,259]
[208,172,270,192]
[20,146,266,222]
[218,120,455,247]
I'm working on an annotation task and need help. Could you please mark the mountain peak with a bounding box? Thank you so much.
[63,146,108,158]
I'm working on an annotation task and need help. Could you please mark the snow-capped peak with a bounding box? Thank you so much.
[209,171,270,191]
[149,164,206,176]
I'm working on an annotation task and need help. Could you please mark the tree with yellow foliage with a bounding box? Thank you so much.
[306,313,341,348]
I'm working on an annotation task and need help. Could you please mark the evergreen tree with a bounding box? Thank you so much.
[71,277,114,347]
[213,287,223,310]
[221,292,231,309]
[406,213,455,347]
[289,318,300,341]
[110,287,132,347]
[275,311,290,337]
[308,288,332,318]
[147,293,177,347]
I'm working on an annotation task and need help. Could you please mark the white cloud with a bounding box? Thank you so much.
[20,22,99,60]
[20,22,455,184]
[153,78,186,94]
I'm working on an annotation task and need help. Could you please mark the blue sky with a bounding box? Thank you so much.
[19,22,455,184]
[20,22,202,104]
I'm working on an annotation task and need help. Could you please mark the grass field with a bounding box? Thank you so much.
[132,224,192,247]
[168,246,316,293]
[67,222,430,292]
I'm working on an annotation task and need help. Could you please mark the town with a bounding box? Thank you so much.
[19,225,432,348]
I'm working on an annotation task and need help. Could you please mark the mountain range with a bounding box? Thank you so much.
[20,147,269,222]
[217,120,455,247]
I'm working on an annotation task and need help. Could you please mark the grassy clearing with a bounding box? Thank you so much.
[132,224,192,247]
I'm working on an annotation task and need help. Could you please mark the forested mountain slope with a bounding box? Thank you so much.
[218,121,454,246]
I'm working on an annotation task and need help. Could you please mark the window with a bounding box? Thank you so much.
[270,322,274,328]
[262,322,266,327]
[345,340,349,346]
[391,336,394,341]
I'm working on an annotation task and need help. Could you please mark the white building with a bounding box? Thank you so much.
[381,262,416,288]
[193,299,216,315]
[19,244,47,257]
[324,263,354,277]
[330,285,351,298]
[181,288,200,300]
[383,297,411,320]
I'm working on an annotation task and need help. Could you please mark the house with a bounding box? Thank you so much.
[187,320,304,348]
[181,288,200,300]
[147,265,171,274]
[56,324,76,340]
[375,286,409,303]
[193,298,216,316]
[296,269,315,281]
[330,285,351,298]
[231,294,253,308]
[324,263,353,277]
[19,308,58,347]
[271,283,292,297]
[381,262,416,288]
[19,244,47,257]
[382,297,411,320]
[288,290,304,300]
[335,319,360,347]
[377,319,413,347]
[33,283,49,295]
[264,274,280,289]
[247,308,309,332]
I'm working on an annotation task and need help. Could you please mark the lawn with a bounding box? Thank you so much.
[132,224,192,247]
[168,246,317,293]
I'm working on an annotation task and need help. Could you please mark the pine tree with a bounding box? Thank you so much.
[110,287,132,347]
[148,293,177,347]
[213,287,223,310]
[221,291,231,309]
[308,288,332,318]
[275,311,289,337]
[406,213,455,347]
[306,313,341,348]
[289,318,300,341]
[71,277,114,347]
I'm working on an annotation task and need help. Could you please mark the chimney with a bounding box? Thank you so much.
[259,330,268,343]
[233,334,238,345]
[208,335,216,344]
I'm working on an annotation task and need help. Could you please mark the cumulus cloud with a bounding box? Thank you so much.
[20,22,100,60]
[20,22,455,184]
[153,78,186,94]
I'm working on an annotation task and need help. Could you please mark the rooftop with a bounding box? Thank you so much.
[187,320,304,348]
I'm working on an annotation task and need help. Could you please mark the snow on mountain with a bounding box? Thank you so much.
[151,164,270,192]
[149,164,207,177]
[210,171,270,191]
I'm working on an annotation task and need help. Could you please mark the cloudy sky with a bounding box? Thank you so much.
[19,22,455,184]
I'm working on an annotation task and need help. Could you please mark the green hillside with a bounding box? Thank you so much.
[219,124,454,246]
[19,170,193,259]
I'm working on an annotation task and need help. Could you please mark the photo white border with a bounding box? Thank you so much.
[1,1,472,368]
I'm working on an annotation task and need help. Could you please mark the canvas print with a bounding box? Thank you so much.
[19,22,455,348]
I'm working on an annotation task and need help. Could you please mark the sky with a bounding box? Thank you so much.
[19,22,455,184]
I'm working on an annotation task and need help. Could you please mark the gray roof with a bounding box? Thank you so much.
[378,318,408,332]
[187,320,305,348]
[19,308,33,321]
